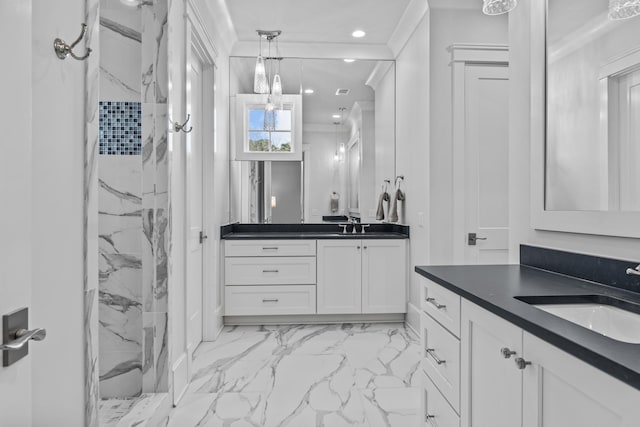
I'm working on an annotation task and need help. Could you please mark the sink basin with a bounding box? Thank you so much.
[516,295,640,344]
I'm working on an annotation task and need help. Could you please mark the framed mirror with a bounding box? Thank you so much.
[228,57,396,224]
[533,0,640,238]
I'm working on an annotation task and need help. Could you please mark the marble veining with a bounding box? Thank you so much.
[160,324,421,427]
[99,393,169,427]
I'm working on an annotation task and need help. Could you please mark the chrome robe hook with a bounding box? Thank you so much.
[172,114,193,133]
[53,24,92,60]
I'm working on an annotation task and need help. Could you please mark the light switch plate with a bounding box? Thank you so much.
[2,307,28,367]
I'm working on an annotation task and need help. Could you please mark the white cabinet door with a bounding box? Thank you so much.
[317,240,362,314]
[522,332,640,427]
[461,300,522,427]
[362,240,406,313]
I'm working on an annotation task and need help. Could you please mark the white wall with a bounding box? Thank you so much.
[428,8,508,265]
[509,1,640,261]
[31,0,86,424]
[373,65,396,194]
[395,11,430,331]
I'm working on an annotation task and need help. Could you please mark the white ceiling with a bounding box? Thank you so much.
[231,57,384,126]
[224,0,413,45]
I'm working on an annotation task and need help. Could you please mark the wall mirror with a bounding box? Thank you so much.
[536,0,640,237]
[228,57,396,224]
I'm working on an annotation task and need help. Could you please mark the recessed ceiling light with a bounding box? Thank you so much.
[343,59,355,63]
[332,114,341,119]
[304,88,314,94]
[352,30,366,38]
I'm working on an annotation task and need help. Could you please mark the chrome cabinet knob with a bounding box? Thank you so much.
[514,357,531,370]
[500,347,516,359]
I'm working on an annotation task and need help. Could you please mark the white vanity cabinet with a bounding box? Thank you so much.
[316,239,407,314]
[224,240,317,316]
[460,299,640,427]
[419,277,640,427]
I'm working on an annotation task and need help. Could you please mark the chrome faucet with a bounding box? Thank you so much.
[348,216,359,233]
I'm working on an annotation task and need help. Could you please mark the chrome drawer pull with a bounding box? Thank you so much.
[262,247,279,250]
[426,297,446,309]
[262,269,279,273]
[426,348,446,365]
[262,299,279,303]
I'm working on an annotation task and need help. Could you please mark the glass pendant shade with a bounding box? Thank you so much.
[254,55,269,94]
[482,0,517,15]
[609,0,640,19]
[271,74,283,109]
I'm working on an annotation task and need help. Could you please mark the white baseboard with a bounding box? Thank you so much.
[171,354,188,406]
[224,313,405,326]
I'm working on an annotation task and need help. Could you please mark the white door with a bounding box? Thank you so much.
[464,64,510,264]
[522,332,640,427]
[0,1,34,424]
[461,300,522,427]
[186,43,205,372]
[361,240,406,313]
[317,240,362,314]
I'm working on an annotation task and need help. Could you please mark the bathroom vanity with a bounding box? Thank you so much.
[221,223,409,323]
[415,245,640,427]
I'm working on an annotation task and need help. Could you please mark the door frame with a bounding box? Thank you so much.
[450,44,509,264]
[175,0,218,403]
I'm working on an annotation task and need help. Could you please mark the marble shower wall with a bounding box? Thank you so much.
[98,0,168,399]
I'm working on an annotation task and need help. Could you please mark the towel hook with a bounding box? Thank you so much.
[395,175,404,186]
[171,114,193,133]
[53,24,92,60]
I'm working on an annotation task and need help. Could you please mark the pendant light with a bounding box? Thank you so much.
[482,0,517,15]
[254,30,283,99]
[609,0,640,20]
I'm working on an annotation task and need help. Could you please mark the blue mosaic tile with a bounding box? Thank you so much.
[99,101,142,155]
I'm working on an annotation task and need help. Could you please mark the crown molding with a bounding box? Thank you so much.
[387,0,430,57]
[199,0,237,54]
[365,61,394,91]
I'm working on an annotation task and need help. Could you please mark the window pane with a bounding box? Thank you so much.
[271,132,292,152]
[248,131,270,151]
[248,109,265,130]
[274,109,292,131]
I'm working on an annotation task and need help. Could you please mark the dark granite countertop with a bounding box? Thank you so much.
[221,223,409,240]
[414,263,640,391]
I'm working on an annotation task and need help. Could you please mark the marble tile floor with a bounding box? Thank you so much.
[99,393,170,427]
[102,323,422,426]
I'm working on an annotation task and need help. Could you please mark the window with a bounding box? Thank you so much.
[234,94,302,161]
[247,107,292,152]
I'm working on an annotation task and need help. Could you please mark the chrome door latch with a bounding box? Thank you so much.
[2,307,47,367]
[199,231,208,244]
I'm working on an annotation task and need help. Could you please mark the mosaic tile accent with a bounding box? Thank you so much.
[99,102,142,155]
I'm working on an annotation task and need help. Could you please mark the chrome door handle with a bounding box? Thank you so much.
[426,297,446,309]
[426,348,446,365]
[199,231,208,244]
[468,232,487,246]
[0,328,47,351]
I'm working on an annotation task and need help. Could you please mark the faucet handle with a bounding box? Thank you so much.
[339,224,349,234]
[361,224,370,234]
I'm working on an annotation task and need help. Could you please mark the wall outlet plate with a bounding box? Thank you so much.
[2,307,28,367]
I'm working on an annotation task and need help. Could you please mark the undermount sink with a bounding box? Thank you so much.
[516,295,640,344]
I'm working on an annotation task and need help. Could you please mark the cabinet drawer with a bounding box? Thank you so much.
[420,371,460,427]
[225,257,316,285]
[421,311,460,413]
[225,285,316,315]
[225,240,316,257]
[421,277,461,338]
